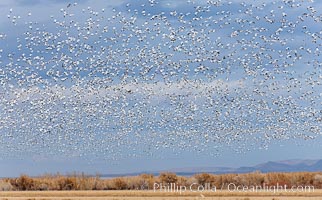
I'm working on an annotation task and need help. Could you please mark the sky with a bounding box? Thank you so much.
[0,0,321,177]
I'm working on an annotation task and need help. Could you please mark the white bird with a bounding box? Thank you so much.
[0,0,320,162]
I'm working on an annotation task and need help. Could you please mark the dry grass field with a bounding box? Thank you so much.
[1,190,322,200]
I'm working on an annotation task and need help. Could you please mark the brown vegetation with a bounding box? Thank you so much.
[0,171,322,191]
[1,190,322,200]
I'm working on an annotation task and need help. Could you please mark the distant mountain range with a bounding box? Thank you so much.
[101,159,322,178]
[171,159,322,175]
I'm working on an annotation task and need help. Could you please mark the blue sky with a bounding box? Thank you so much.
[0,0,321,177]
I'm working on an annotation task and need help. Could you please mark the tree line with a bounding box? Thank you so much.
[1,171,322,191]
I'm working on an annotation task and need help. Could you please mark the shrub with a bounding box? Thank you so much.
[76,173,94,190]
[195,173,215,185]
[113,178,128,190]
[57,176,77,190]
[15,175,35,191]
[0,180,13,191]
[177,176,188,186]
[139,174,155,189]
[159,172,178,184]
[37,183,49,191]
